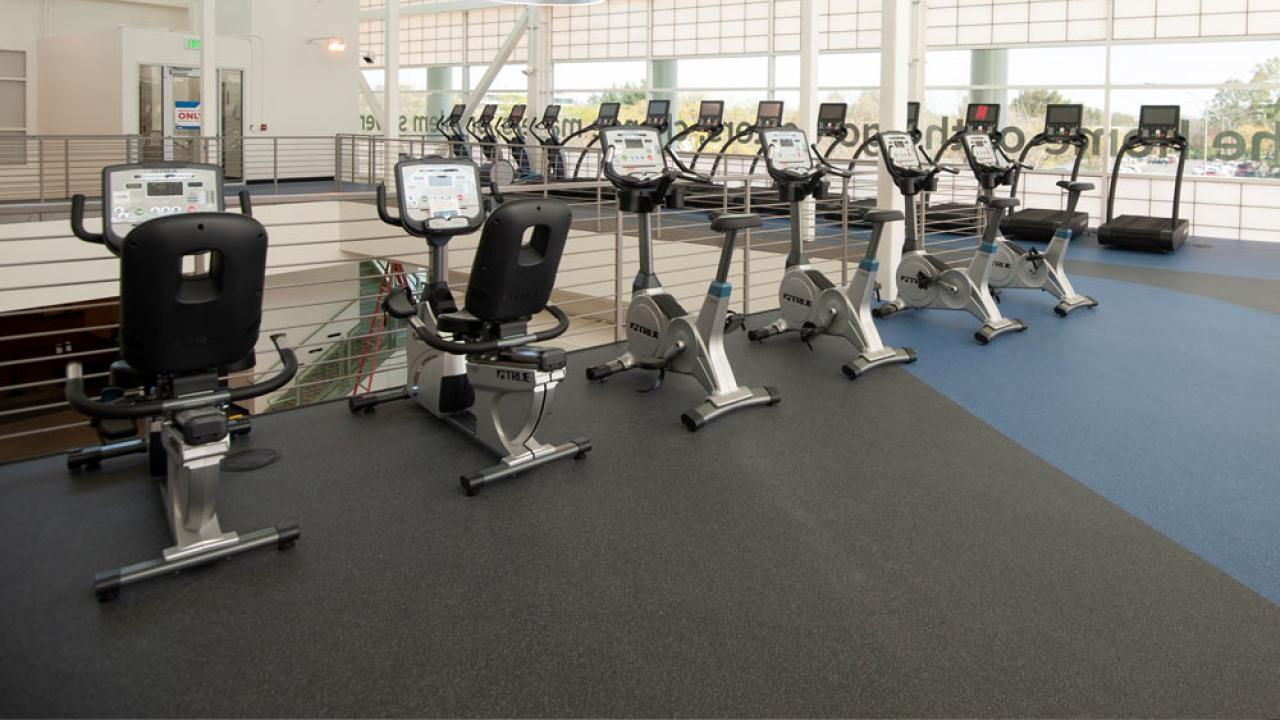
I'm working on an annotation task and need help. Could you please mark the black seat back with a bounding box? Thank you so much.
[119,213,268,377]
[464,198,570,321]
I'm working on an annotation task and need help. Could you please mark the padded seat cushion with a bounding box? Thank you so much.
[709,212,763,232]
[437,310,486,335]
[862,209,905,224]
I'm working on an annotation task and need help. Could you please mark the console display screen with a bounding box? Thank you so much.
[1046,104,1082,127]
[146,181,183,196]
[698,101,724,124]
[106,165,222,241]
[762,129,811,172]
[1140,105,1180,130]
[907,102,920,132]
[966,103,1001,132]
[884,134,920,170]
[817,103,847,131]
[399,163,482,228]
[966,133,1000,166]
[603,127,664,176]
[598,103,621,124]
[757,101,784,127]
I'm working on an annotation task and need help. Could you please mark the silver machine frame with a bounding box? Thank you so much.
[872,131,1029,345]
[586,126,780,430]
[749,126,916,378]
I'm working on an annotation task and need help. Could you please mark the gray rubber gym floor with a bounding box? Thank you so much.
[2,323,1279,718]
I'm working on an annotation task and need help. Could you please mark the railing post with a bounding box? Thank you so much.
[841,175,849,286]
[273,137,279,194]
[743,182,752,315]
[614,206,625,342]
[37,139,44,202]
[334,135,342,192]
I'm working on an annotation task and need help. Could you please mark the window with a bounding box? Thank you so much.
[0,50,26,165]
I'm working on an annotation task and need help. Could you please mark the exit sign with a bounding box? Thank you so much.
[185,38,201,50]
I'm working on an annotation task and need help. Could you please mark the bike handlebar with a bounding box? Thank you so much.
[65,334,298,420]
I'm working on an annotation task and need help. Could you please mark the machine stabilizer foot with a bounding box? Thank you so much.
[348,387,411,413]
[1054,296,1098,317]
[841,347,917,379]
[93,524,299,601]
[460,439,592,495]
[681,386,778,432]
[975,319,1028,345]
[586,360,627,382]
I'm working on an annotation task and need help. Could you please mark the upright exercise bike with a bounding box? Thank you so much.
[748,125,916,378]
[872,131,1028,345]
[585,124,780,430]
[955,128,1098,316]
[349,157,590,494]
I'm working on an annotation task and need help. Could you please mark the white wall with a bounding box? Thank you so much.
[0,0,193,135]
[36,31,123,135]
[243,0,360,138]
[17,0,357,139]
[0,1,46,133]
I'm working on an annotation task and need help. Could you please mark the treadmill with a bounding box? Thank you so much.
[1000,104,1091,242]
[528,104,564,180]
[643,99,671,137]
[928,102,1001,234]
[436,103,469,158]
[1097,105,1189,252]
[466,103,501,163]
[563,101,621,180]
[665,100,726,174]
[704,100,784,210]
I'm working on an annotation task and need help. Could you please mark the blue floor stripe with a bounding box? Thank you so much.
[873,276,1280,604]
[1065,234,1280,281]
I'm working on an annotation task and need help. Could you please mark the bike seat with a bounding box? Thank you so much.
[709,212,763,232]
[437,310,486,335]
[981,197,1019,210]
[1056,180,1095,193]
[862,209,904,224]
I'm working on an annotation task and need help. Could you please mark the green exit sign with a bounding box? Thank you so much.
[185,38,201,50]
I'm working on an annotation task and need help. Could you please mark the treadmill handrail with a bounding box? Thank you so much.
[1105,132,1190,225]
[1009,131,1087,201]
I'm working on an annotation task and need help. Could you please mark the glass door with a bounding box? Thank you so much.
[139,65,164,161]
[219,69,244,180]
[164,66,202,163]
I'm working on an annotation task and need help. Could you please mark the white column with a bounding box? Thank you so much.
[799,0,819,241]
[877,0,911,300]
[384,0,401,182]
[526,6,551,112]
[200,0,217,161]
[908,0,927,100]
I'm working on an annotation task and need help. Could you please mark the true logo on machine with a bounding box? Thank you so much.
[629,321,659,339]
[782,292,812,307]
[900,275,919,285]
[496,369,532,382]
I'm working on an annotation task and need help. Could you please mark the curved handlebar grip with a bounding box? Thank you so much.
[937,164,961,175]
[226,334,298,402]
[409,306,571,355]
[237,189,253,217]
[375,183,401,226]
[70,195,105,245]
[64,361,164,420]
[811,147,851,178]
[533,305,571,343]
